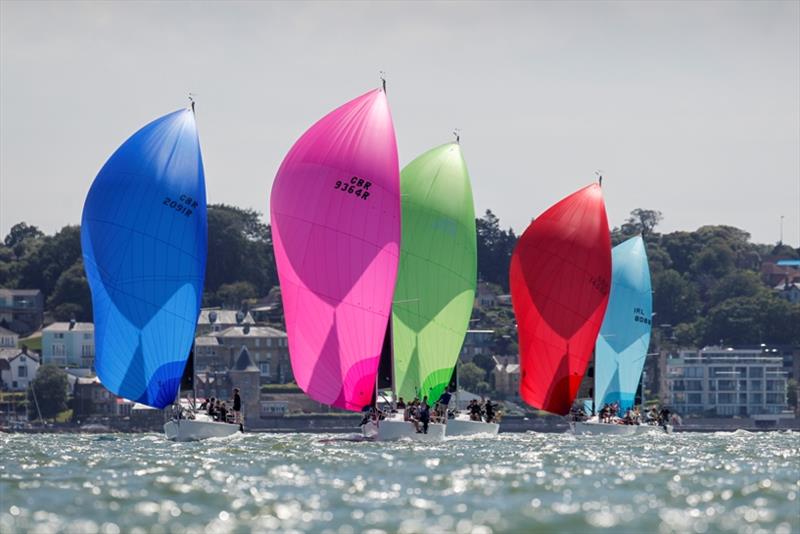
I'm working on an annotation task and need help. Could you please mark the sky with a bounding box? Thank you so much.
[1,1,799,246]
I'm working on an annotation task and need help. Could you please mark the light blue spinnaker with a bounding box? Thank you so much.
[593,236,652,413]
[81,109,207,409]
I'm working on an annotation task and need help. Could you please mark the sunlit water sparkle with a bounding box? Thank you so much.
[1,431,798,533]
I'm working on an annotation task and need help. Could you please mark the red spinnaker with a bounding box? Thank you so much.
[510,184,611,415]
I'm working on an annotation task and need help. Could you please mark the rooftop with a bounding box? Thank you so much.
[198,309,254,326]
[216,325,287,338]
[0,288,42,297]
[0,325,18,337]
[0,348,40,363]
[233,346,259,372]
[43,321,94,333]
[194,335,221,346]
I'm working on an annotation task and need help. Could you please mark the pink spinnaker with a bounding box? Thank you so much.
[270,89,400,411]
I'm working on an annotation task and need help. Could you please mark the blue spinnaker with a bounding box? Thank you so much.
[81,109,207,409]
[594,236,652,413]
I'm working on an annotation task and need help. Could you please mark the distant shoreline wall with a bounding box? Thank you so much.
[3,415,798,435]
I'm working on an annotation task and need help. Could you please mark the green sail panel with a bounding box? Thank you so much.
[392,143,477,402]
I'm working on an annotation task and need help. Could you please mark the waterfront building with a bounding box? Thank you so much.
[214,325,291,384]
[665,346,789,416]
[459,329,495,362]
[0,288,44,336]
[0,347,39,391]
[0,326,18,348]
[41,320,95,369]
[774,281,800,304]
[73,376,133,420]
[492,355,520,396]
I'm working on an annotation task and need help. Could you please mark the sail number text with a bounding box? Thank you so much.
[162,194,199,217]
[334,176,371,200]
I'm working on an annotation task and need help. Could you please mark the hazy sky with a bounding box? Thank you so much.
[2,1,798,246]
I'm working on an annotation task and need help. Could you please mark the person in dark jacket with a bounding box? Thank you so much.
[232,388,242,424]
[419,396,431,434]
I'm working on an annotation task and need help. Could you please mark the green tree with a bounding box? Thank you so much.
[48,260,92,321]
[17,225,82,298]
[206,204,276,296]
[709,270,767,307]
[29,364,69,420]
[4,222,44,251]
[702,294,800,346]
[459,362,486,392]
[617,209,663,239]
[215,281,258,310]
[476,210,517,291]
[652,269,700,325]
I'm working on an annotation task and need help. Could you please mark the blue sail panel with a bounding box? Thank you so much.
[594,236,652,413]
[81,109,207,409]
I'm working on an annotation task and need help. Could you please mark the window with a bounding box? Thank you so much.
[750,380,762,390]
[83,333,92,339]
[686,380,703,391]
[717,406,735,416]
[687,393,702,404]
[738,380,748,391]
[18,366,27,378]
[766,393,783,405]
[54,333,64,339]
[81,345,93,357]
[766,380,783,392]
[749,367,763,378]
[685,367,704,378]
[255,338,261,347]
[710,367,733,378]
[708,380,716,391]
[266,338,272,347]
[750,393,763,404]
[718,393,734,404]
[717,380,735,391]
[52,344,66,356]
[259,362,271,377]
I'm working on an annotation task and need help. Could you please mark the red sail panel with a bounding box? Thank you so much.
[510,183,611,415]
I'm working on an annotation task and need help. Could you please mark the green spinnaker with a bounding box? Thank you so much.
[392,143,477,403]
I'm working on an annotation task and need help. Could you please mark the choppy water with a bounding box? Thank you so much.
[1,431,798,533]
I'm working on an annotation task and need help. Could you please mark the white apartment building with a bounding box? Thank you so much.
[42,321,95,369]
[665,346,788,416]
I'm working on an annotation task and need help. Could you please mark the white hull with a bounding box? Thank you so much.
[362,415,445,442]
[445,417,500,437]
[570,420,673,435]
[164,418,242,442]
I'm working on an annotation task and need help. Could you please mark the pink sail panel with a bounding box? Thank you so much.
[270,89,400,411]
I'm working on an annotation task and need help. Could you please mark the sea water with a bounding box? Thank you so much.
[1,431,798,533]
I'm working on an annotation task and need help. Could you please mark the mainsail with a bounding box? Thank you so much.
[81,109,207,409]
[270,89,400,411]
[392,143,476,402]
[510,183,611,415]
[594,236,652,413]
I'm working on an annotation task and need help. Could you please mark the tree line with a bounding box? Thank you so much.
[1,206,798,348]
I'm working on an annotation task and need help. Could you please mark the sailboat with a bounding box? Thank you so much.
[510,183,612,416]
[82,106,238,441]
[570,236,671,435]
[271,86,406,438]
[386,141,495,439]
